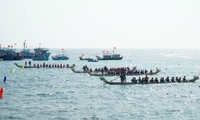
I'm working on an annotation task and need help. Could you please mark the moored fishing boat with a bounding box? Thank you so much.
[19,40,34,59]
[0,48,23,61]
[52,53,69,60]
[100,76,199,85]
[96,47,123,60]
[32,48,50,61]
[96,53,123,60]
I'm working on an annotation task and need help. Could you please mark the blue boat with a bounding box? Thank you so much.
[20,49,34,59]
[52,53,69,60]
[32,48,50,61]
[87,58,98,62]
[0,48,23,61]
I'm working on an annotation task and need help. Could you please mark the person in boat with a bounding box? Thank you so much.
[37,64,39,68]
[166,76,170,82]
[183,76,186,82]
[145,70,148,74]
[171,77,175,82]
[28,61,31,66]
[176,77,180,82]
[123,73,127,82]
[138,77,141,83]
[120,73,126,83]
[43,62,45,67]
[154,77,158,83]
[131,77,137,83]
[150,77,154,83]
[160,77,165,83]
[150,69,153,74]
[144,75,149,83]
[120,73,124,83]
[25,61,27,66]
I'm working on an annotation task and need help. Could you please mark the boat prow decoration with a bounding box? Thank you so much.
[70,65,89,73]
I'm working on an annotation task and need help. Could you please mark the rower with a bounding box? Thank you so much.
[144,75,149,83]
[150,77,154,83]
[166,76,170,82]
[28,61,31,66]
[154,77,158,83]
[171,77,175,82]
[120,74,124,83]
[183,76,186,82]
[131,77,137,83]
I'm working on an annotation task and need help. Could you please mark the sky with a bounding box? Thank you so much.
[0,0,200,49]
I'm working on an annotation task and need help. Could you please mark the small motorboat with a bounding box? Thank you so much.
[52,53,69,60]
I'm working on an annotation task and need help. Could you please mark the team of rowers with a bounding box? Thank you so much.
[130,75,187,83]
[24,61,71,68]
[83,65,154,75]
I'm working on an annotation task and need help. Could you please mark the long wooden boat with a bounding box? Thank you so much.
[14,63,75,69]
[88,68,160,77]
[100,76,199,85]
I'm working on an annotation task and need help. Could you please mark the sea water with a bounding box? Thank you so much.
[1,49,200,120]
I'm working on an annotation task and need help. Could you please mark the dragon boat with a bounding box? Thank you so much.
[87,68,160,77]
[100,76,199,85]
[14,63,75,69]
[70,65,137,74]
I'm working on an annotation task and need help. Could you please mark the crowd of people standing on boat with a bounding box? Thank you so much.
[131,75,187,84]
[24,61,70,68]
[82,65,153,75]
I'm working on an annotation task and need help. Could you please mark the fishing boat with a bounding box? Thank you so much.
[14,63,75,69]
[96,53,123,60]
[79,56,91,60]
[52,53,69,60]
[87,68,160,77]
[32,48,50,61]
[0,48,23,61]
[20,49,34,59]
[87,58,98,62]
[19,40,34,59]
[100,76,199,85]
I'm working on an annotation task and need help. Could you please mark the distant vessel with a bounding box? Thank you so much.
[79,54,91,60]
[32,48,50,61]
[96,47,123,60]
[87,58,98,62]
[96,53,123,60]
[20,40,34,59]
[20,49,34,59]
[52,53,69,60]
[0,48,23,61]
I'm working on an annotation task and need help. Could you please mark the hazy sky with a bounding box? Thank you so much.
[0,0,200,49]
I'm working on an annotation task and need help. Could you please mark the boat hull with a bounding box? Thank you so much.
[100,76,199,85]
